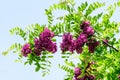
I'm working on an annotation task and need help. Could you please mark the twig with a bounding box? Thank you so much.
[102,40,119,52]
[95,31,119,52]
[54,35,63,37]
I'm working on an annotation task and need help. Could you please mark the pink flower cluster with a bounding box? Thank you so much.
[60,33,76,53]
[34,27,57,56]
[61,21,99,53]
[21,43,32,57]
[87,39,100,53]
[21,27,57,57]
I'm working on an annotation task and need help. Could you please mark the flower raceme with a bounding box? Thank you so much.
[60,33,75,53]
[73,67,81,80]
[21,43,32,57]
[80,21,90,30]
[34,27,57,56]
[75,33,87,53]
[60,33,88,54]
[21,27,57,57]
[83,26,94,36]
[87,39,100,53]
[81,21,94,36]
[74,67,82,77]
[61,21,99,54]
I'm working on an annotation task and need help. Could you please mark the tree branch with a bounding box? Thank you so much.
[102,40,119,52]
[95,31,119,52]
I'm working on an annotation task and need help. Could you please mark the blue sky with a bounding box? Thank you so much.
[0,0,120,80]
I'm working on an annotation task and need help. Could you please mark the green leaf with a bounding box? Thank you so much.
[78,2,88,12]
[85,2,105,17]
[65,59,75,67]
[35,66,40,72]
[2,43,22,56]
[10,27,26,40]
[24,61,28,65]
[2,51,8,56]
[47,55,54,58]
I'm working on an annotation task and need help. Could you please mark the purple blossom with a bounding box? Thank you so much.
[34,27,57,56]
[21,43,32,57]
[69,40,76,53]
[88,75,96,80]
[60,33,75,53]
[74,67,81,77]
[79,75,88,80]
[80,21,90,30]
[46,42,57,53]
[83,26,94,36]
[40,27,54,39]
[34,47,41,56]
[78,33,88,43]
[75,33,87,54]
[87,39,100,53]
[76,46,83,54]
[73,77,80,80]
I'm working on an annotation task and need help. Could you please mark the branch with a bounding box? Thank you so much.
[95,31,119,52]
[102,40,119,52]
[54,35,63,37]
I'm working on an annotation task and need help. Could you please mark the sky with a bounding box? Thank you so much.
[0,0,120,80]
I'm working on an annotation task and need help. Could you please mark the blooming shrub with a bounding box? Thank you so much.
[3,0,120,79]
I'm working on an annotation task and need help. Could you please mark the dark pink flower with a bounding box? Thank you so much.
[88,75,96,80]
[34,27,57,56]
[74,67,81,77]
[80,21,90,30]
[40,27,54,39]
[87,39,100,53]
[21,43,32,57]
[60,33,75,53]
[76,46,83,54]
[83,26,94,36]
[75,33,87,54]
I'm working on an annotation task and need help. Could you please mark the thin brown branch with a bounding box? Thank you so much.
[102,40,119,52]
[95,30,119,52]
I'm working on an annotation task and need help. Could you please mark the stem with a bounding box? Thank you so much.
[102,40,119,52]
[95,31,119,52]
[54,35,63,37]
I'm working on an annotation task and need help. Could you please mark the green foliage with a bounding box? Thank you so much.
[59,64,74,73]
[85,2,105,17]
[24,24,44,44]
[78,2,88,12]
[59,64,74,80]
[45,0,75,25]
[117,0,120,6]
[10,27,26,40]
[2,43,22,56]
[24,51,53,76]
